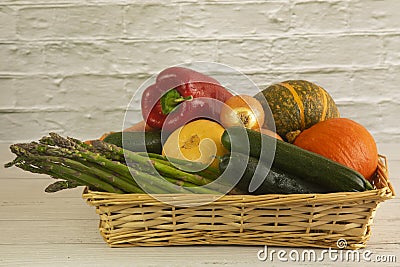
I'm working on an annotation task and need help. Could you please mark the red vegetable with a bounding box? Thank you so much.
[141,67,233,132]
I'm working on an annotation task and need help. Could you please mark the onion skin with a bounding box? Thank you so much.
[220,95,265,130]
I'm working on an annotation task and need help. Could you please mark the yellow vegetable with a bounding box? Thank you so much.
[162,120,227,168]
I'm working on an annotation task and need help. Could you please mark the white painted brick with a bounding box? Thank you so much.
[348,68,398,102]
[17,77,59,107]
[64,109,138,140]
[180,2,290,37]
[200,72,261,96]
[43,40,218,75]
[0,110,129,143]
[348,0,400,31]
[43,41,113,75]
[251,70,352,100]
[124,4,180,38]
[124,74,153,100]
[57,75,129,110]
[0,76,57,108]
[291,1,348,33]
[0,7,17,39]
[5,0,89,3]
[0,75,147,113]
[216,39,272,71]
[246,72,305,89]
[0,78,18,107]
[383,34,400,65]
[0,75,127,111]
[270,35,383,68]
[0,0,398,144]
[0,112,41,142]
[335,67,400,135]
[384,66,400,102]
[291,71,354,101]
[17,5,124,39]
[0,43,44,73]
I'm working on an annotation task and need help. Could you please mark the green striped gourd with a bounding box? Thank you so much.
[254,80,340,142]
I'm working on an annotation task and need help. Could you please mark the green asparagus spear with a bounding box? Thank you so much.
[8,142,194,194]
[12,156,124,193]
[45,180,81,193]
[141,152,221,180]
[163,177,222,194]
[7,133,231,195]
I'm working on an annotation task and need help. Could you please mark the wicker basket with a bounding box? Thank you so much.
[83,155,394,249]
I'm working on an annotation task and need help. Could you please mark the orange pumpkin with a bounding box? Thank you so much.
[293,118,378,181]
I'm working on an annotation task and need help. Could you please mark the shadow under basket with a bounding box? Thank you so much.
[83,155,395,249]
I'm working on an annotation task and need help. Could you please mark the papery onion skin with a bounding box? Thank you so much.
[220,95,265,130]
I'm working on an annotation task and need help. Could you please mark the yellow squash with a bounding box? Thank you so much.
[162,120,227,168]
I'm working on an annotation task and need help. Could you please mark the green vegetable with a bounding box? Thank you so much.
[7,146,125,193]
[91,139,215,187]
[253,80,340,141]
[163,177,223,194]
[140,152,221,180]
[221,127,373,192]
[5,132,225,194]
[219,153,329,194]
[45,180,81,193]
[103,131,162,154]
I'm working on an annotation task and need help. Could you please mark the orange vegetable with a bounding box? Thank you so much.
[293,118,378,181]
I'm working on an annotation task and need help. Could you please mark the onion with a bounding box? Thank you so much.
[220,95,265,130]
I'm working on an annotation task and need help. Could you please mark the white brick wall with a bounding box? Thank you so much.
[0,0,399,144]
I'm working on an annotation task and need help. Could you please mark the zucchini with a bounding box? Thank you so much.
[219,153,330,194]
[221,127,373,192]
[103,131,162,154]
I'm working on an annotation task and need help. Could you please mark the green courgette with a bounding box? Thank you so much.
[221,127,373,192]
[103,131,162,154]
[219,153,330,194]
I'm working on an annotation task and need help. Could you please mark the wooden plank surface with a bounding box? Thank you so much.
[0,143,399,266]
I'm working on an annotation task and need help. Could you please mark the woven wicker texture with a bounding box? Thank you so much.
[83,155,394,249]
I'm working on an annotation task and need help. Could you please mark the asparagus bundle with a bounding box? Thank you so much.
[5,132,236,195]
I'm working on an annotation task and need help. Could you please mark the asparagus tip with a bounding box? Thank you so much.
[4,160,16,168]
[45,180,81,193]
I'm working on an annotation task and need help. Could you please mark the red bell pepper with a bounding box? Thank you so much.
[141,67,233,132]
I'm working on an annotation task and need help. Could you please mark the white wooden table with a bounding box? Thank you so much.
[1,143,398,267]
